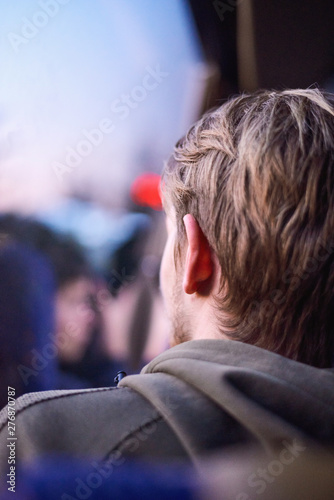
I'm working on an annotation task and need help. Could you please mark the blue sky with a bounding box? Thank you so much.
[0,0,205,211]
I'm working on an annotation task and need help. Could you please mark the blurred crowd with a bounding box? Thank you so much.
[0,207,169,409]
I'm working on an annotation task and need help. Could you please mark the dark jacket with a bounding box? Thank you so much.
[1,339,334,475]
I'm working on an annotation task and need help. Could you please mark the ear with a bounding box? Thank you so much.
[182,214,213,295]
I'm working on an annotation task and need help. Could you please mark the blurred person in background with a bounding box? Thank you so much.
[45,234,98,388]
[0,239,57,408]
[100,209,169,375]
[0,211,167,388]
[0,215,99,388]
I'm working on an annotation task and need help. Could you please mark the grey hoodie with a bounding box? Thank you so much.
[0,339,333,475]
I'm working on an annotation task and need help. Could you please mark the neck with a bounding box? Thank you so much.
[188,296,227,342]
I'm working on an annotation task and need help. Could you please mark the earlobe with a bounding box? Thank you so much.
[182,214,213,295]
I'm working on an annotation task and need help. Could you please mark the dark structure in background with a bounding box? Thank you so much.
[188,0,239,110]
[188,0,334,107]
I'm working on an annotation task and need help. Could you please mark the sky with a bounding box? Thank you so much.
[0,0,205,211]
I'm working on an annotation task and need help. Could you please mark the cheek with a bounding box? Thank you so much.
[160,234,175,299]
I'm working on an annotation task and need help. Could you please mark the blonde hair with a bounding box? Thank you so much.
[162,88,334,367]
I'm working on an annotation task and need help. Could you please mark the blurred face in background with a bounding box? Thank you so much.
[55,277,96,362]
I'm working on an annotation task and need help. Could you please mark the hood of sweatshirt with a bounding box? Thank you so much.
[120,339,334,464]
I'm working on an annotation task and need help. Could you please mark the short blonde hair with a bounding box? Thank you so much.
[162,88,334,367]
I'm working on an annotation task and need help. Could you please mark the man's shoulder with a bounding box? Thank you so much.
[0,385,162,435]
[0,384,177,468]
[1,388,110,428]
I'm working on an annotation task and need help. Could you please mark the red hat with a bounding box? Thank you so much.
[130,172,162,210]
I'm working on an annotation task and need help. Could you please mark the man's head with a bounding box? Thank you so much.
[161,88,334,368]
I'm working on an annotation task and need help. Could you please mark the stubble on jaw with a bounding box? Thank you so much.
[169,275,192,347]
